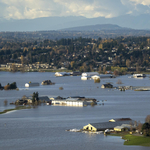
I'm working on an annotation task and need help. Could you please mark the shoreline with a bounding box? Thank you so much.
[0,106,32,115]
[109,132,150,147]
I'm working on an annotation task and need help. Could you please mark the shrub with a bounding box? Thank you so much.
[4,85,10,90]
[4,100,8,106]
[90,102,96,106]
[59,87,63,90]
[94,78,100,83]
[116,79,123,84]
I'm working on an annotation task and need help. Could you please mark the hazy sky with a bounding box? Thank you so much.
[0,0,150,20]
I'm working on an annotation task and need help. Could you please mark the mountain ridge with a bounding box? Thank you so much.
[0,14,150,31]
[60,24,132,31]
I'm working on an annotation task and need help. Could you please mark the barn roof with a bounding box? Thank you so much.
[89,120,133,130]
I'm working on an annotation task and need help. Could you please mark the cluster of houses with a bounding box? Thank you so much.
[0,63,56,71]
[15,95,97,107]
[15,96,51,105]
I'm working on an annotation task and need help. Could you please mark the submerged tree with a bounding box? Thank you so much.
[32,92,39,104]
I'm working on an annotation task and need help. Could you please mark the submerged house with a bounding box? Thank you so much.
[51,98,88,107]
[81,72,99,77]
[70,71,81,76]
[101,83,113,88]
[25,82,39,87]
[50,96,97,107]
[109,118,132,122]
[41,80,55,85]
[114,124,132,132]
[81,72,99,80]
[55,72,70,77]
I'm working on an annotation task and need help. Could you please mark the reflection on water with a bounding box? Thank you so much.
[0,72,150,150]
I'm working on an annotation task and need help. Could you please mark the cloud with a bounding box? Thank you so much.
[0,0,150,20]
[121,0,150,15]
[129,0,150,6]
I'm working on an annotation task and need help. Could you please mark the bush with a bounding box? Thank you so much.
[59,87,63,90]
[94,78,100,83]
[116,79,123,84]
[90,102,96,106]
[4,85,10,90]
[4,100,8,106]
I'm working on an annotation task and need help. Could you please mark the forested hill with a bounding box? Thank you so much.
[61,24,130,31]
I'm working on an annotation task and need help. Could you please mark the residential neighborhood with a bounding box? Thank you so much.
[1,36,150,73]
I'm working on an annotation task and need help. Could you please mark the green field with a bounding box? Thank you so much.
[123,134,150,147]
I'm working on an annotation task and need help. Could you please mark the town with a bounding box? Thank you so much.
[0,36,150,74]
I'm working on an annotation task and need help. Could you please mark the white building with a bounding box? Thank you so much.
[51,98,89,107]
[81,72,100,80]
[81,72,99,77]
[55,72,70,77]
[25,82,39,87]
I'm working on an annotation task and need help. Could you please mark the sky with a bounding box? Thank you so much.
[0,0,150,20]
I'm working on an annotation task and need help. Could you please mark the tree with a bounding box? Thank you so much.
[136,121,143,133]
[11,63,17,72]
[136,63,140,73]
[22,95,27,100]
[89,64,93,72]
[32,92,39,104]
[98,66,102,74]
[103,66,106,74]
[126,59,131,68]
[32,92,36,104]
[145,115,150,124]
[142,123,150,136]
[70,61,75,68]
[21,55,24,65]
[116,79,122,84]
[113,70,119,76]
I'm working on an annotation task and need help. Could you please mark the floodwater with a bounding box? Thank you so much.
[0,72,150,150]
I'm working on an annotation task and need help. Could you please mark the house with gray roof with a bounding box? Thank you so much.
[83,119,135,131]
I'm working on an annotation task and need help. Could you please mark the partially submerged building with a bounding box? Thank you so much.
[15,96,51,105]
[55,72,70,77]
[50,96,97,107]
[114,124,132,132]
[101,83,113,88]
[83,118,135,131]
[81,72,99,80]
[41,80,55,85]
[25,82,39,87]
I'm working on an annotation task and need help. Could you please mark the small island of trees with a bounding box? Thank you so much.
[0,82,17,90]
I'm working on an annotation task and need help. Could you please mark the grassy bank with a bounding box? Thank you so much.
[0,106,32,114]
[123,134,150,147]
[110,133,150,147]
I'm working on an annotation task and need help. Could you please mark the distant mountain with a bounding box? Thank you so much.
[61,24,130,31]
[0,16,86,32]
[0,14,150,32]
